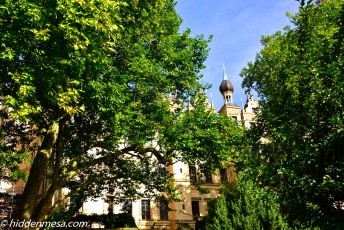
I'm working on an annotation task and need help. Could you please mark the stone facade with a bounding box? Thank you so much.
[80,162,236,230]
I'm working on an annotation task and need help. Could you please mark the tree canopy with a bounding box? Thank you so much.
[0,0,238,221]
[239,0,344,228]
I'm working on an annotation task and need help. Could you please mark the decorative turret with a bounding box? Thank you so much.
[241,93,259,128]
[219,65,234,104]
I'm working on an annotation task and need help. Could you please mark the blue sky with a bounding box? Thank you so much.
[175,0,300,110]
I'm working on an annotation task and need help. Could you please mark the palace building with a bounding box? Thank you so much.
[0,66,259,229]
[80,66,259,229]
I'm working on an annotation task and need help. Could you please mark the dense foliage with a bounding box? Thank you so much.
[0,0,237,221]
[239,0,344,228]
[205,174,291,230]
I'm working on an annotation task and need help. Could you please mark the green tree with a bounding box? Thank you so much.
[0,0,237,222]
[240,0,344,228]
[205,174,291,230]
[206,196,230,230]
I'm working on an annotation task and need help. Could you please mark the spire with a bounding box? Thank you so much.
[219,64,234,94]
[222,64,228,80]
[210,93,214,108]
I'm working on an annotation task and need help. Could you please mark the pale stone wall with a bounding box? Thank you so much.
[79,161,227,229]
[82,196,109,215]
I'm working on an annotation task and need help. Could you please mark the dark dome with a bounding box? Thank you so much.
[219,79,234,94]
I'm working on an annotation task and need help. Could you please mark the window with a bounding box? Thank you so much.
[141,200,150,220]
[225,95,232,104]
[192,201,200,217]
[189,164,197,183]
[205,171,212,183]
[122,200,132,215]
[160,200,168,220]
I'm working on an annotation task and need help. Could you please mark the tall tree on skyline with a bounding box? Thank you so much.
[240,0,344,228]
[0,0,238,222]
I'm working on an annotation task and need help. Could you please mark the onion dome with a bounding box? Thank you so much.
[219,79,234,93]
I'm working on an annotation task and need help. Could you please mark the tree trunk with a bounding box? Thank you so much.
[33,182,60,221]
[33,116,68,221]
[17,122,59,221]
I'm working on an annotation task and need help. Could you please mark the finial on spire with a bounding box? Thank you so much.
[223,64,228,80]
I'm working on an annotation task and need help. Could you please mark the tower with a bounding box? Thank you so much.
[219,65,234,104]
[218,65,241,120]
